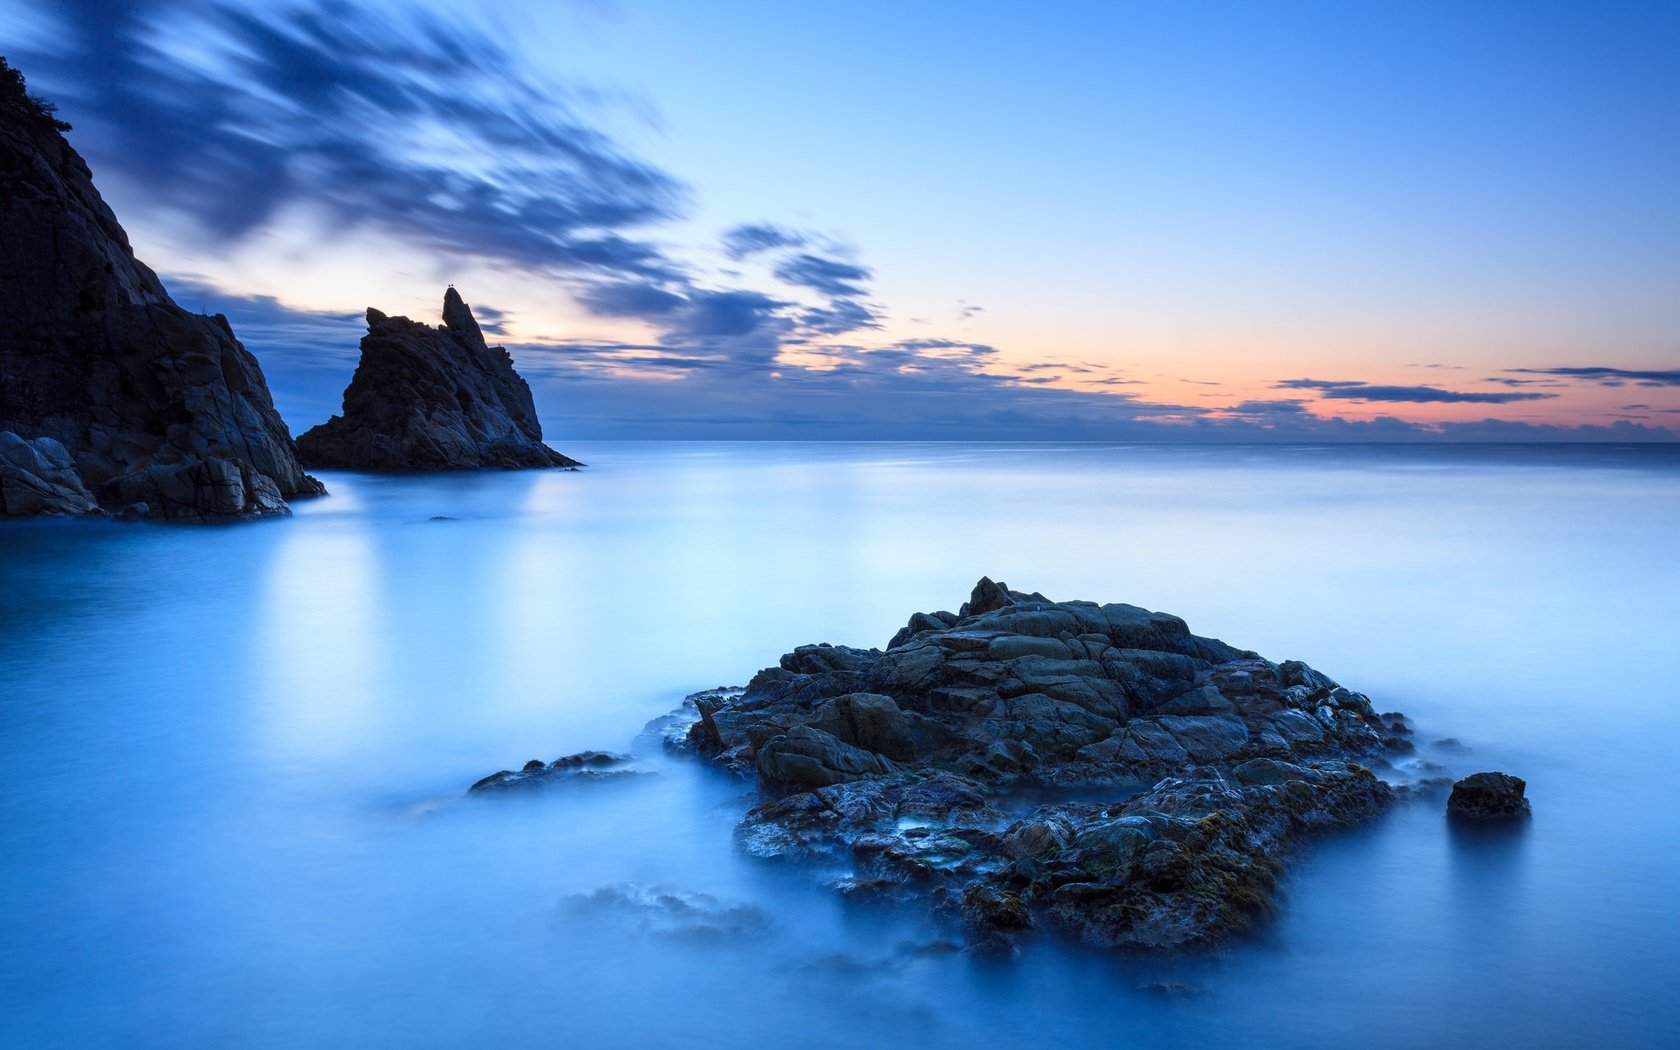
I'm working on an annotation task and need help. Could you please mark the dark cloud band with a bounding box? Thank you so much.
[1277,379,1556,404]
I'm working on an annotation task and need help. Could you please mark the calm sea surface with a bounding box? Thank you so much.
[3,442,1677,1048]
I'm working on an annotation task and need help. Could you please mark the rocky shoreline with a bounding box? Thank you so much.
[476,579,1463,954]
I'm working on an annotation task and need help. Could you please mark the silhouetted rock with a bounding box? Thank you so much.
[296,288,579,471]
[656,578,1408,952]
[1446,771,1530,819]
[468,750,643,795]
[0,58,323,521]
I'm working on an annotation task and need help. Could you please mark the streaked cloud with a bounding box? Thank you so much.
[772,254,872,299]
[720,223,809,261]
[14,0,684,280]
[1507,367,1680,387]
[1277,379,1556,404]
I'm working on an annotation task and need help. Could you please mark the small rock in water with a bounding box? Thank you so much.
[1138,981,1203,998]
[467,750,645,795]
[562,883,769,942]
[1446,771,1531,819]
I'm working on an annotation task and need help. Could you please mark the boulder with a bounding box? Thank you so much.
[1446,771,1531,819]
[755,725,895,787]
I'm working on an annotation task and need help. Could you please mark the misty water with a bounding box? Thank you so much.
[3,442,1678,1048]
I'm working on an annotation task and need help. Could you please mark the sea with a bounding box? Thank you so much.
[3,442,1677,1048]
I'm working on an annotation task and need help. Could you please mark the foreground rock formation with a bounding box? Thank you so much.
[0,58,323,521]
[663,579,1413,952]
[473,579,1430,954]
[296,289,578,471]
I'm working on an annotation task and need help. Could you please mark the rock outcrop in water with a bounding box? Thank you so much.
[0,58,323,521]
[467,751,646,795]
[658,579,1414,952]
[1446,771,1530,820]
[295,288,578,471]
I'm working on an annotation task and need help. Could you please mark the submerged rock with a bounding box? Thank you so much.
[1446,771,1530,820]
[296,288,579,471]
[468,751,646,795]
[663,578,1410,952]
[562,883,770,942]
[0,58,323,521]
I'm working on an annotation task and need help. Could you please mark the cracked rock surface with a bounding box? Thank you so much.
[665,578,1413,952]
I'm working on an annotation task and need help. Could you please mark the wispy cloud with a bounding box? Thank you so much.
[720,223,808,261]
[772,253,872,299]
[14,0,687,281]
[1507,367,1680,387]
[1277,379,1556,404]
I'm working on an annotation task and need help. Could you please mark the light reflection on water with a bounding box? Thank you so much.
[2,442,1677,1048]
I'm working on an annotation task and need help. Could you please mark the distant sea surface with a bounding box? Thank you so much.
[3,442,1677,1049]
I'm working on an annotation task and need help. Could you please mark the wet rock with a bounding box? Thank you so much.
[1446,771,1531,819]
[562,884,769,942]
[0,59,322,521]
[961,885,1034,954]
[296,288,579,471]
[1138,981,1203,998]
[467,750,645,795]
[659,579,1414,953]
[756,725,895,787]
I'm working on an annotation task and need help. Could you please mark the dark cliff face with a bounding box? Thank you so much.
[295,288,579,471]
[0,59,322,521]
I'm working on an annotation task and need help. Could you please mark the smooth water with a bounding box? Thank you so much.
[3,442,1677,1049]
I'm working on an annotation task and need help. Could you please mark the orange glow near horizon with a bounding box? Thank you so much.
[116,192,1677,437]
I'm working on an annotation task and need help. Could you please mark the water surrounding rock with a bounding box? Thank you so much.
[660,578,1412,952]
[1446,771,1530,820]
[0,59,323,521]
[296,289,579,471]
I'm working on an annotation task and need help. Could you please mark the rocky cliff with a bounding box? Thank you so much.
[295,288,579,471]
[0,58,323,521]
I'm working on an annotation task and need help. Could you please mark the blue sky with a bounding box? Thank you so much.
[7,0,1677,439]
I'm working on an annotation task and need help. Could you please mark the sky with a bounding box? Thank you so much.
[6,0,1678,440]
